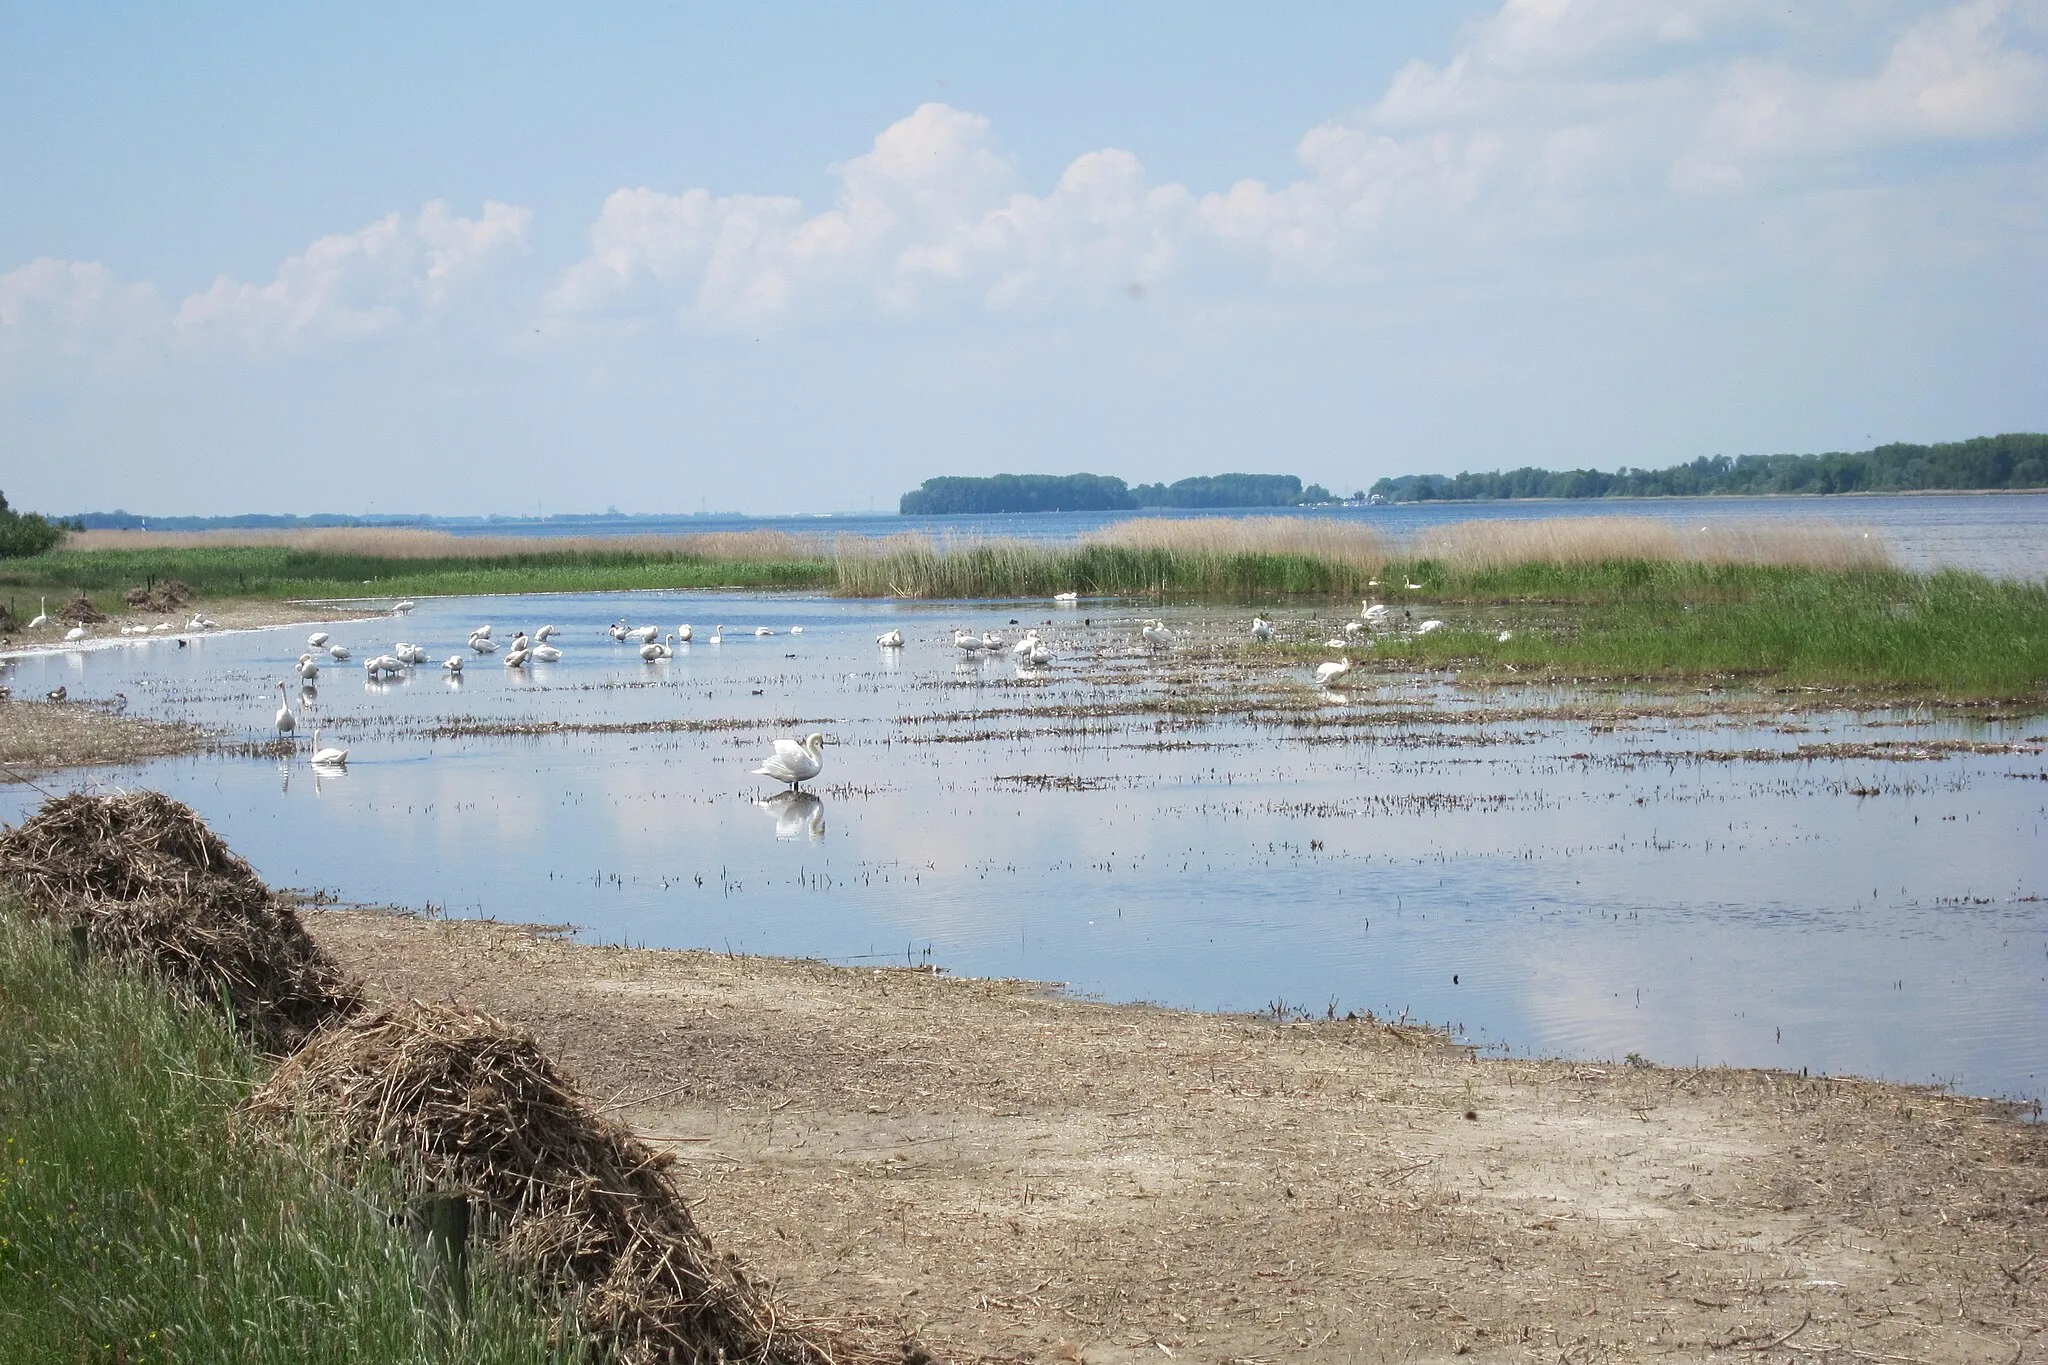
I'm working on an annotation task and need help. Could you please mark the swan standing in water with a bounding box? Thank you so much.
[532,642,562,663]
[640,632,672,662]
[308,631,329,648]
[1314,657,1354,687]
[309,728,348,766]
[393,600,415,615]
[877,628,904,648]
[535,624,559,641]
[953,629,983,654]
[1250,617,1275,642]
[1141,620,1174,647]
[273,682,296,738]
[625,624,660,644]
[469,632,498,654]
[443,655,464,673]
[675,624,692,642]
[753,732,825,789]
[296,653,320,680]
[754,626,775,637]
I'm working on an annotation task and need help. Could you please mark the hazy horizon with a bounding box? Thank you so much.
[6,3,2046,517]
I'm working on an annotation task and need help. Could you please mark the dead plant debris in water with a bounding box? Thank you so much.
[255,1003,890,1365]
[0,791,357,1052]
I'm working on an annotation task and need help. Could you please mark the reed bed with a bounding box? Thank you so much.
[67,526,836,562]
[1398,516,1890,572]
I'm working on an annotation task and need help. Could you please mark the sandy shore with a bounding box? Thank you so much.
[311,908,2046,1365]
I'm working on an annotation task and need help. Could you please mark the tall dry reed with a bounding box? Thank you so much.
[1401,517,1891,572]
[66,527,834,563]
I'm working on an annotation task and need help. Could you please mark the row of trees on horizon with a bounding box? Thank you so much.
[1368,433,2048,503]
[898,472,1334,515]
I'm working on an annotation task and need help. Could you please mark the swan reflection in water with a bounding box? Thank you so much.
[756,791,825,841]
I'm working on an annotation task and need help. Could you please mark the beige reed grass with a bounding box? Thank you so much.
[1400,516,1891,571]
[68,526,834,562]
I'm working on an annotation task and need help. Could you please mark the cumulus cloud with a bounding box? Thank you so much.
[0,258,167,359]
[549,0,2046,323]
[176,199,532,346]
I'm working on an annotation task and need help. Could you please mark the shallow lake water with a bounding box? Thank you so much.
[5,591,2045,1107]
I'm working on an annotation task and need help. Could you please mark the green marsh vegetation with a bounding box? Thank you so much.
[5,516,2042,697]
[0,914,576,1364]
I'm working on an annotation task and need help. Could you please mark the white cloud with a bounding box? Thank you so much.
[173,199,531,347]
[0,258,166,359]
[546,1,2045,323]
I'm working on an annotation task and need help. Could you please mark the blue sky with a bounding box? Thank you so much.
[4,1,2044,516]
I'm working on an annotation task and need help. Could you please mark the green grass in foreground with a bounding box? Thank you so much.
[1349,566,2048,696]
[0,916,577,1365]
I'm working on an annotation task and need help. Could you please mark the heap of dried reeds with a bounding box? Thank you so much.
[122,578,194,611]
[257,1003,872,1365]
[56,593,108,624]
[0,792,358,1051]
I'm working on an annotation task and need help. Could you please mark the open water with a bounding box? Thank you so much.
[5,591,2043,1109]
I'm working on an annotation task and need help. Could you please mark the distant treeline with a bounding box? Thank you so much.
[899,472,1332,515]
[1369,433,2048,503]
[0,491,70,558]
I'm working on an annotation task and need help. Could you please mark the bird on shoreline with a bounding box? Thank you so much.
[753,733,825,790]
[65,624,89,642]
[1314,657,1354,687]
[28,597,49,629]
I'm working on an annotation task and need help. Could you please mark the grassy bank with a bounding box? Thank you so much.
[0,915,573,1364]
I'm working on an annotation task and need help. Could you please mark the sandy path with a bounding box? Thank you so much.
[313,909,2045,1365]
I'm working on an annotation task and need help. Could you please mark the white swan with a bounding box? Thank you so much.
[535,624,559,641]
[608,620,628,641]
[1011,630,1039,656]
[1362,603,1390,626]
[877,628,904,647]
[188,613,216,630]
[308,631,329,648]
[469,634,498,654]
[273,681,296,737]
[1416,619,1445,635]
[981,631,1004,650]
[27,597,49,629]
[393,600,415,615]
[472,624,492,639]
[709,625,724,644]
[443,655,464,673]
[1250,617,1274,642]
[788,625,803,634]
[626,624,660,644]
[1314,657,1354,687]
[365,654,404,679]
[753,732,825,789]
[532,643,562,663]
[640,632,672,662]
[675,624,692,642]
[294,654,321,680]
[504,644,530,668]
[328,644,351,660]
[1405,580,1424,591]
[1026,638,1052,666]
[309,728,348,767]
[1141,621,1174,647]
[1054,591,1079,602]
[754,626,774,637]
[953,629,983,653]
[394,643,429,665]
[64,625,89,642]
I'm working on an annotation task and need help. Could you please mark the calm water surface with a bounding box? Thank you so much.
[5,592,2044,1106]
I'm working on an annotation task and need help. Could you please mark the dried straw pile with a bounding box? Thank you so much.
[56,593,109,624]
[122,578,194,611]
[0,791,358,1051]
[256,1003,867,1365]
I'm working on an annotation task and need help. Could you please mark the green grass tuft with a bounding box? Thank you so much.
[0,915,578,1364]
